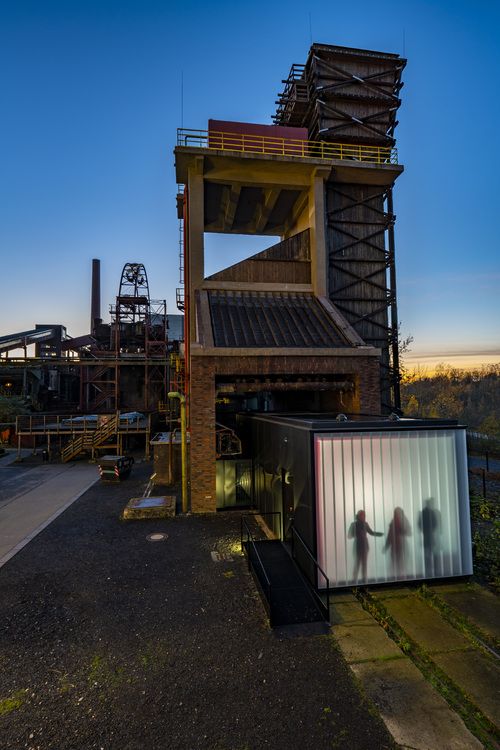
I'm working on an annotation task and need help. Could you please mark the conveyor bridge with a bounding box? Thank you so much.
[0,327,59,354]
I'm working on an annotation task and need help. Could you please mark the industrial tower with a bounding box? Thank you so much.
[174,43,405,512]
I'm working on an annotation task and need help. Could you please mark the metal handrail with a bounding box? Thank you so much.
[290,525,330,622]
[240,515,273,617]
[16,413,145,435]
[241,518,272,588]
[240,511,282,545]
[177,128,398,165]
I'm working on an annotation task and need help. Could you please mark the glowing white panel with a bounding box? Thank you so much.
[314,429,472,588]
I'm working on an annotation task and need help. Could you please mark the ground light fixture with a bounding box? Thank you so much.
[167,391,188,513]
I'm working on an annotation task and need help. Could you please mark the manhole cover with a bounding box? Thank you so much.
[146,532,168,542]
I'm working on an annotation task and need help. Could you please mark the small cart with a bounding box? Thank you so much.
[97,455,134,482]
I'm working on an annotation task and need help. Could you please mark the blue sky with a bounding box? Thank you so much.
[1,0,499,370]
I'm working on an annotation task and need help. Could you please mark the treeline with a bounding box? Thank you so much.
[400,363,500,436]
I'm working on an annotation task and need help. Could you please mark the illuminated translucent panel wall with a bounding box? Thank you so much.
[315,429,472,588]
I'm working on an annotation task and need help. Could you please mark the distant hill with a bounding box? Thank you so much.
[400,364,500,435]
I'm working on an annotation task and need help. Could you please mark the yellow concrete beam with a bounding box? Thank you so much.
[252,188,282,233]
[175,147,403,188]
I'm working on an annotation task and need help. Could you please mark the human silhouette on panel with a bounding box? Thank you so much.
[384,507,412,578]
[348,510,383,583]
[418,498,442,577]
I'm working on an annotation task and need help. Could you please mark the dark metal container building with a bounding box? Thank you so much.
[242,414,472,589]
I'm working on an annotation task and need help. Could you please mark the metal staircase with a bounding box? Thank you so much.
[61,415,119,463]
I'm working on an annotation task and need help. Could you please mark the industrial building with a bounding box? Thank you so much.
[0,41,475,606]
[175,43,406,512]
[172,42,472,604]
[1,43,407,481]
[1,261,182,459]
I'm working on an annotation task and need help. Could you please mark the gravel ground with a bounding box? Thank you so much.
[0,464,394,750]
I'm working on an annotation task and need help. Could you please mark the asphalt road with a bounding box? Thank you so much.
[468,455,500,473]
[0,465,66,510]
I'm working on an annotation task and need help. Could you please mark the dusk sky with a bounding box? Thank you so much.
[1,0,499,372]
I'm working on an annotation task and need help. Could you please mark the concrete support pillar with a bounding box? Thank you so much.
[187,157,205,343]
[309,168,329,296]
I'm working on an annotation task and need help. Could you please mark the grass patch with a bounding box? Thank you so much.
[0,689,27,716]
[137,641,170,671]
[88,654,127,690]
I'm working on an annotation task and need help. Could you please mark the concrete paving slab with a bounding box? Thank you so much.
[330,599,374,625]
[432,583,500,642]
[381,595,472,654]
[433,650,500,727]
[352,659,483,750]
[0,463,98,567]
[329,591,360,604]
[429,582,473,594]
[332,622,403,664]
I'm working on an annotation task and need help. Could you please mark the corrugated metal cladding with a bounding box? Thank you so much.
[208,290,349,348]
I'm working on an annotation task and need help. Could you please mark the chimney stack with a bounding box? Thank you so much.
[91,258,101,335]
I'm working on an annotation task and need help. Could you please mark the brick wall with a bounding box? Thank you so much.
[189,353,381,513]
[189,357,217,512]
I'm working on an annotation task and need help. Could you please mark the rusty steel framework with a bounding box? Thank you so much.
[81,263,168,413]
[145,298,168,409]
[80,361,118,413]
[112,263,151,355]
[274,45,405,146]
[274,64,308,127]
[326,183,399,410]
[274,43,406,411]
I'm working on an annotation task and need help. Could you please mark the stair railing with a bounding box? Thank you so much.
[290,525,330,623]
[61,434,85,463]
[93,414,118,445]
[240,512,282,626]
[61,414,119,462]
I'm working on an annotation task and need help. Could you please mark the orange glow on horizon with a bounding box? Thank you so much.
[403,351,500,377]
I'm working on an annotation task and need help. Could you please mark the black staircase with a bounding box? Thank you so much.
[241,514,330,629]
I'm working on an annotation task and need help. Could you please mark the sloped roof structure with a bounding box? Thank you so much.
[208,290,350,348]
